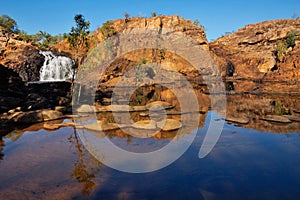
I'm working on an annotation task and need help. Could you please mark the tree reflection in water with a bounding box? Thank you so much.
[68,127,102,196]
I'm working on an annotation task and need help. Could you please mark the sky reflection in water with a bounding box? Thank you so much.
[0,112,300,199]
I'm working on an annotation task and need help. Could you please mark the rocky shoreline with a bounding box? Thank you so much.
[1,16,300,136]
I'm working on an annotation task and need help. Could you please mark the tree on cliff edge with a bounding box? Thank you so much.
[0,14,18,47]
[67,14,90,65]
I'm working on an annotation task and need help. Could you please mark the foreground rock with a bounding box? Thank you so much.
[282,115,300,122]
[225,116,250,124]
[9,110,63,124]
[41,110,63,121]
[260,115,292,123]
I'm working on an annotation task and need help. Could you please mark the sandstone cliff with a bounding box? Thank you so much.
[2,16,300,89]
[0,26,45,81]
[210,19,300,82]
[55,15,208,64]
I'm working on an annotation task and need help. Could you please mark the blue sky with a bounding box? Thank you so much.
[0,0,299,41]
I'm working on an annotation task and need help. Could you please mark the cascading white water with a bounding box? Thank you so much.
[39,51,75,81]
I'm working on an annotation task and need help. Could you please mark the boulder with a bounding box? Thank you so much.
[157,119,182,131]
[8,109,63,124]
[41,110,63,121]
[11,111,44,124]
[260,115,292,123]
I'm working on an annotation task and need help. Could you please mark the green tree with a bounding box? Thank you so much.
[151,12,157,17]
[276,40,288,62]
[193,19,199,27]
[36,31,52,48]
[67,14,90,63]
[286,30,299,48]
[275,30,299,62]
[67,14,90,93]
[17,30,32,43]
[124,12,130,22]
[0,14,18,46]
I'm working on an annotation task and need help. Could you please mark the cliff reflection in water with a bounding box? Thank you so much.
[0,81,300,197]
[225,93,300,133]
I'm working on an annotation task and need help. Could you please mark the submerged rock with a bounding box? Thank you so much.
[157,119,182,131]
[131,106,147,112]
[132,120,157,130]
[225,116,250,124]
[84,121,122,132]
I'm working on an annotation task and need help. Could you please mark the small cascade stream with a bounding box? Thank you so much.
[39,51,75,81]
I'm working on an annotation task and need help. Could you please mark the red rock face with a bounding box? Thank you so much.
[0,26,45,82]
[55,15,209,63]
[210,19,300,82]
[1,17,300,92]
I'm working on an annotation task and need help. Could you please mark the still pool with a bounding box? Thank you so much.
[1,111,300,200]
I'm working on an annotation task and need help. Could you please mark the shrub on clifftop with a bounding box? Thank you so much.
[100,21,116,39]
[0,14,18,46]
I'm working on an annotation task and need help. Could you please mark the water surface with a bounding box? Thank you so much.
[1,109,300,199]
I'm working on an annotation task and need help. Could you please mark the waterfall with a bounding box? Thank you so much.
[39,51,75,81]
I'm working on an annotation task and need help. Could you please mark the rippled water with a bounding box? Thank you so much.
[1,110,300,199]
